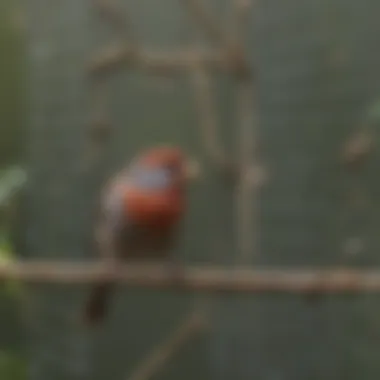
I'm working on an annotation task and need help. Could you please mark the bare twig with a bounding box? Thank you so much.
[93,0,137,48]
[80,76,112,175]
[235,82,257,263]
[90,0,140,84]
[89,78,110,140]
[190,59,234,173]
[231,0,258,263]
[230,0,253,38]
[182,0,249,77]
[185,2,235,174]
[89,46,228,76]
[126,311,206,380]
[3,261,380,293]
[182,0,230,45]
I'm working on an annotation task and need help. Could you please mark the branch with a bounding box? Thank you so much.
[235,81,256,264]
[126,311,206,380]
[181,0,230,45]
[230,0,253,40]
[182,0,250,78]
[93,0,136,45]
[3,261,380,293]
[230,0,259,264]
[189,60,234,174]
[88,45,228,76]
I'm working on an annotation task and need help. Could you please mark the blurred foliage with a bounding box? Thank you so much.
[0,166,27,207]
[0,0,26,377]
[0,350,26,380]
[0,167,27,380]
[0,232,24,298]
[0,173,26,380]
[0,0,25,167]
[0,166,27,298]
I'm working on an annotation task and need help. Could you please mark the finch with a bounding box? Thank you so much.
[83,146,197,326]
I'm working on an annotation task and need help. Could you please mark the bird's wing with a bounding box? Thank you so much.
[95,173,130,262]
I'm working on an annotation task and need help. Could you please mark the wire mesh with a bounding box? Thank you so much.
[15,0,380,379]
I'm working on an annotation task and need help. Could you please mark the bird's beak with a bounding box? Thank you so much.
[183,158,201,180]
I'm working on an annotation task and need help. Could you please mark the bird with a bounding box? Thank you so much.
[82,146,198,326]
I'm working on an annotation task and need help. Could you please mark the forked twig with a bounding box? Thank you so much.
[182,0,230,45]
[182,0,250,77]
[93,0,137,47]
[91,0,139,78]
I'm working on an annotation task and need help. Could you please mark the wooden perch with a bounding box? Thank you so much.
[89,46,229,76]
[126,311,206,380]
[3,261,380,293]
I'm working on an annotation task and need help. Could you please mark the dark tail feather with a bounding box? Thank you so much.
[83,282,113,326]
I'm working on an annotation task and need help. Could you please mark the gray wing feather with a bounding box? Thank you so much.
[95,173,129,261]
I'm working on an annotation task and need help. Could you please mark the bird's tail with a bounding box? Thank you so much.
[83,281,114,326]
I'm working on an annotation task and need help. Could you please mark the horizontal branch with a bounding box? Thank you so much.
[2,261,380,293]
[88,45,230,76]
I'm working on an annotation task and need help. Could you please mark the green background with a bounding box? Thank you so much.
[3,0,380,379]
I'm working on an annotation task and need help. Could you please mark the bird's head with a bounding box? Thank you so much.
[129,146,200,191]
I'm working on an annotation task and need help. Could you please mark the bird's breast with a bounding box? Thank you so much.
[124,188,184,228]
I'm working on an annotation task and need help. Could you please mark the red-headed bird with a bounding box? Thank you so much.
[83,146,198,326]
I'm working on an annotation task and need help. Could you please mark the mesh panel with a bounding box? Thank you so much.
[24,0,380,379]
